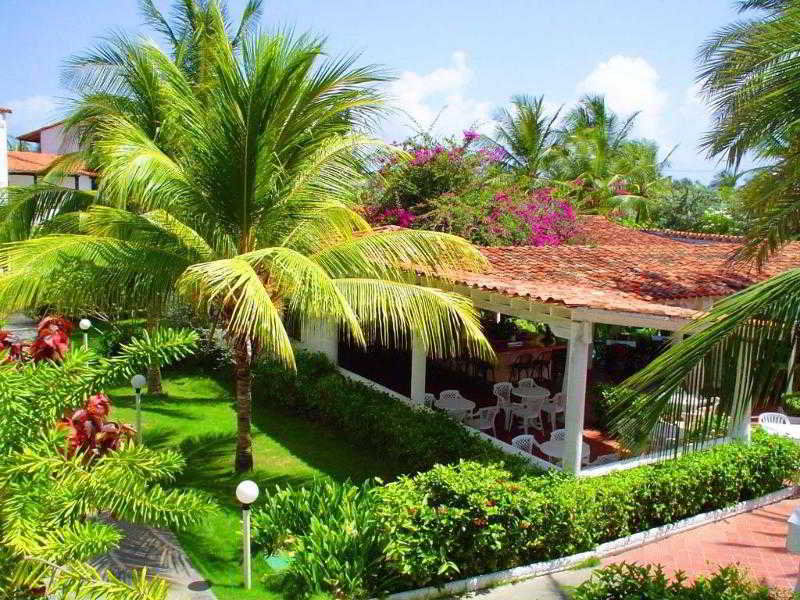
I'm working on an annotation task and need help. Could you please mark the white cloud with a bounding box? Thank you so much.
[1,95,60,137]
[577,55,668,142]
[383,51,494,141]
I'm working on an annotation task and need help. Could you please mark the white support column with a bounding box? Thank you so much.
[787,337,797,395]
[730,340,753,443]
[410,334,427,405]
[563,321,592,474]
[562,338,571,393]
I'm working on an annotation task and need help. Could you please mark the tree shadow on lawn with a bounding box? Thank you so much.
[167,432,312,505]
[249,397,399,484]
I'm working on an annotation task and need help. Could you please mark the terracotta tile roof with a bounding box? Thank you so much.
[441,216,800,320]
[8,151,95,177]
[642,228,744,243]
[0,107,11,114]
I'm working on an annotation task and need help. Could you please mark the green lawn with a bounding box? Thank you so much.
[107,369,395,600]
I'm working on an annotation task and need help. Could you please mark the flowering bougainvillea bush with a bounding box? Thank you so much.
[363,130,507,228]
[485,187,578,246]
[362,131,579,247]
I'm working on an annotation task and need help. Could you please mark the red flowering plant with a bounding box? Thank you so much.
[485,187,578,246]
[58,393,135,459]
[0,315,73,363]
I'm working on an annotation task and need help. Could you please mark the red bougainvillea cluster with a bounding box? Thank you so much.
[58,393,135,458]
[486,187,578,246]
[0,316,72,363]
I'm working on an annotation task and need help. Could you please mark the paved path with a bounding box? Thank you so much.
[603,497,800,590]
[5,313,37,340]
[92,517,216,600]
[449,568,594,599]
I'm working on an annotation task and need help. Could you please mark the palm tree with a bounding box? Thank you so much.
[486,95,562,181]
[610,1,800,448]
[605,140,674,222]
[698,0,800,166]
[0,31,492,472]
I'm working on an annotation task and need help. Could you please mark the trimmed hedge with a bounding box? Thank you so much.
[251,350,534,478]
[251,431,799,598]
[377,431,799,590]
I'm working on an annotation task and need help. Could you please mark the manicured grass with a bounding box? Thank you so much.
[107,368,396,600]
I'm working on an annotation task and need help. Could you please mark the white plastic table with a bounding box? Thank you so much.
[435,395,476,412]
[511,386,550,401]
[538,439,591,464]
[763,423,800,440]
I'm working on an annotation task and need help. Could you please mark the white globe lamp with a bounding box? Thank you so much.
[130,374,147,443]
[79,318,92,349]
[236,480,260,589]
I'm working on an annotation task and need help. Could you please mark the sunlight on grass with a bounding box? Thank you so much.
[108,370,392,600]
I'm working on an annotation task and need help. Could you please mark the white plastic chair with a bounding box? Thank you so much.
[511,434,534,454]
[551,428,591,465]
[439,389,466,404]
[541,392,566,428]
[423,393,436,409]
[465,406,500,437]
[518,378,535,388]
[511,433,554,460]
[494,382,514,428]
[759,412,790,426]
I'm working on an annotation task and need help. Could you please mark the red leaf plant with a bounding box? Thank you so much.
[0,315,73,363]
[57,393,135,459]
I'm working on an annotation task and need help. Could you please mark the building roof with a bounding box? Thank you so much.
[8,151,95,177]
[441,217,800,320]
[0,107,11,114]
[17,120,64,143]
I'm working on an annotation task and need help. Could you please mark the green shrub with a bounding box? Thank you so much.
[783,393,800,417]
[372,431,799,591]
[98,319,146,356]
[251,351,534,478]
[253,479,393,599]
[572,563,775,599]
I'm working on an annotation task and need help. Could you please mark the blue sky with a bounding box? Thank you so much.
[1,0,744,181]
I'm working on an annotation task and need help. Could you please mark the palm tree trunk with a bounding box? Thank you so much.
[234,339,254,473]
[146,314,164,395]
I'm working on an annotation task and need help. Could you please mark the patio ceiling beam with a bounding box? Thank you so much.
[570,308,690,332]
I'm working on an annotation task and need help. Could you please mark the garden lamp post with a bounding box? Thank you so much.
[236,480,260,589]
[79,318,92,350]
[130,374,147,443]
[787,508,800,592]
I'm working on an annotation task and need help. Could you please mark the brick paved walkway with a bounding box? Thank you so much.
[603,497,800,590]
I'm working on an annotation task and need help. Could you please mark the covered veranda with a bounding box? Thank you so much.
[303,218,800,476]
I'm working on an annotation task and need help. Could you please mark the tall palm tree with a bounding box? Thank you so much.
[0,31,492,472]
[486,95,562,181]
[605,140,674,222]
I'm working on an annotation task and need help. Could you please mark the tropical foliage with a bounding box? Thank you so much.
[0,328,209,600]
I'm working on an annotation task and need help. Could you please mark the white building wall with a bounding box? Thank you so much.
[39,123,78,154]
[0,112,7,191]
[78,175,93,190]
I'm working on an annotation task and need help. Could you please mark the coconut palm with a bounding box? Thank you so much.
[604,140,674,222]
[0,31,491,472]
[698,0,800,166]
[610,0,800,447]
[486,95,562,181]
